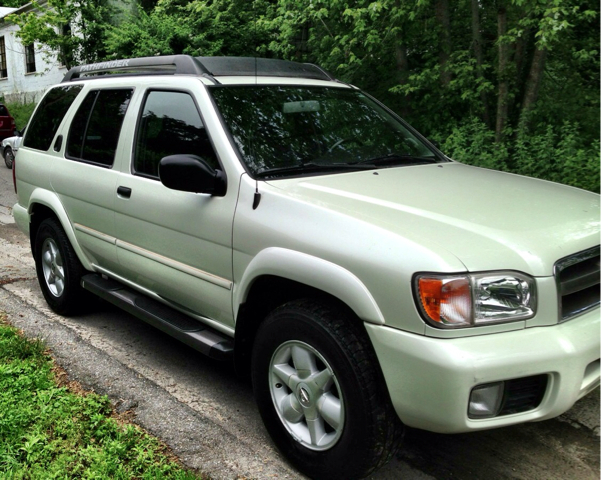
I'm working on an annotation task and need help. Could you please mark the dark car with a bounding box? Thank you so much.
[0,104,15,140]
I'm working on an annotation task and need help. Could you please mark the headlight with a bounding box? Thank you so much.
[414,272,536,328]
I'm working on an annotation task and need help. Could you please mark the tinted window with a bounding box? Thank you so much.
[24,85,83,151]
[67,89,133,166]
[134,90,218,178]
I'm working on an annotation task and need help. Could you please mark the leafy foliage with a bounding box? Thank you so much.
[8,0,112,69]
[5,102,35,131]
[0,314,199,479]
[2,0,29,7]
[105,0,276,58]
[9,0,600,192]
[440,119,600,192]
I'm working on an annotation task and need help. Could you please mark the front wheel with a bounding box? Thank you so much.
[34,218,88,315]
[4,146,14,169]
[252,299,402,479]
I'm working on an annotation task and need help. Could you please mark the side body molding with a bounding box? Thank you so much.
[27,188,94,270]
[234,247,385,325]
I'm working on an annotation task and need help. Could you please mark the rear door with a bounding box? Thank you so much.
[51,88,134,272]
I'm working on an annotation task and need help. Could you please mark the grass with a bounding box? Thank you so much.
[0,312,200,479]
[4,102,36,132]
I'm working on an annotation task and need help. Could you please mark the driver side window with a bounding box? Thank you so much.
[134,90,219,178]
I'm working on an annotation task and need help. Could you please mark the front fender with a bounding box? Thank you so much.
[28,188,93,270]
[234,247,385,325]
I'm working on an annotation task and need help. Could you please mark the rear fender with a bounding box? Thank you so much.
[28,188,93,270]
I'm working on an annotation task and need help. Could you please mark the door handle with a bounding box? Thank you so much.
[117,186,132,198]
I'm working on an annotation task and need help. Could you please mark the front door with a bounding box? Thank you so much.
[113,88,236,328]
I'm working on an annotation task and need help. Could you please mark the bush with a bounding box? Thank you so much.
[5,102,36,131]
[514,122,600,193]
[436,118,600,193]
[436,118,510,171]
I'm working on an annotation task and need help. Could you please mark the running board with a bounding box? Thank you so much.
[81,274,233,361]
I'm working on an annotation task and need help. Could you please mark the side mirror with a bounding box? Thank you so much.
[159,154,226,196]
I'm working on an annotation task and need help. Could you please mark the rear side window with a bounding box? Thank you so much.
[67,89,133,167]
[24,85,83,151]
[134,90,219,178]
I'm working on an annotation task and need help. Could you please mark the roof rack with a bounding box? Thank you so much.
[195,57,336,81]
[63,55,337,83]
[62,55,212,83]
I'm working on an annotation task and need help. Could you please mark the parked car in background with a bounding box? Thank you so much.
[0,104,16,141]
[2,126,24,169]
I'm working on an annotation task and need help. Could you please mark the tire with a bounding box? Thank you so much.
[34,218,88,315]
[252,299,403,479]
[4,146,13,169]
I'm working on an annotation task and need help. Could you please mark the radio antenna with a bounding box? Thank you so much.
[252,0,261,210]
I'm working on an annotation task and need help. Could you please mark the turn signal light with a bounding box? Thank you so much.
[417,277,471,326]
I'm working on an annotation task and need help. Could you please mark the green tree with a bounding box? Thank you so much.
[104,5,193,58]
[2,0,29,7]
[8,0,113,70]
[65,0,601,191]
[106,0,276,58]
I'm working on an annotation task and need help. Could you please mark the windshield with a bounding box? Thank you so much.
[209,85,444,178]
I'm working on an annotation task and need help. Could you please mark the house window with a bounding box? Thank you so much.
[0,37,7,78]
[25,44,36,74]
[60,24,72,67]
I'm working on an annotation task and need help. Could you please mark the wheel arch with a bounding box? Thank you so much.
[234,247,384,324]
[233,247,385,379]
[28,189,93,270]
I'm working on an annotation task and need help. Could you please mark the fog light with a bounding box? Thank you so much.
[469,382,504,418]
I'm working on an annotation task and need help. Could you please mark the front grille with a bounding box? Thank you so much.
[555,246,600,322]
[498,375,548,416]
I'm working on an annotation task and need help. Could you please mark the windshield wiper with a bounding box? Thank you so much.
[352,153,439,166]
[256,162,374,178]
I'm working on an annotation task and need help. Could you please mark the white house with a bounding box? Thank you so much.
[0,3,67,104]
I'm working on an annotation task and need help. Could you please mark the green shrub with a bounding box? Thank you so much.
[5,102,36,131]
[435,118,600,193]
[437,118,510,171]
[514,122,600,193]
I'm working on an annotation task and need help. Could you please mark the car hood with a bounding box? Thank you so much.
[267,163,600,276]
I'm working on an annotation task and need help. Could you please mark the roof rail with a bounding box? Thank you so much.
[62,55,212,83]
[62,55,337,83]
[196,56,335,81]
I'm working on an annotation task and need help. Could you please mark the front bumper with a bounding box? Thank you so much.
[365,308,600,433]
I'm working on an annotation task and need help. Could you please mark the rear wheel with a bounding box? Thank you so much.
[252,299,402,479]
[34,218,88,315]
[4,146,14,169]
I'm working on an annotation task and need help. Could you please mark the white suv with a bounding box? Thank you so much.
[12,55,600,479]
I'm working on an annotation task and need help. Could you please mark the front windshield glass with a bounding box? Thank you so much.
[210,85,442,178]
